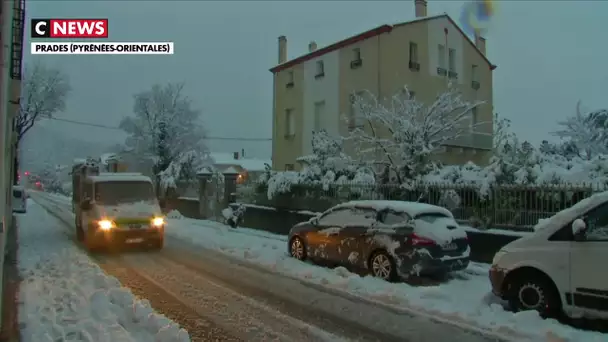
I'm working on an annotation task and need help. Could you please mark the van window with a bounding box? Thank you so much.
[12,190,22,199]
[582,202,608,241]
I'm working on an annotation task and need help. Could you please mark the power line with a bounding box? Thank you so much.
[41,116,272,142]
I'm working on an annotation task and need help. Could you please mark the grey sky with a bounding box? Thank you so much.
[25,1,608,159]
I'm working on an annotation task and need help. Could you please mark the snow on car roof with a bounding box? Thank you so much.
[333,200,454,218]
[534,190,608,232]
[89,173,152,183]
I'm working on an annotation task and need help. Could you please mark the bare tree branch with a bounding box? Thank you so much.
[17,62,71,142]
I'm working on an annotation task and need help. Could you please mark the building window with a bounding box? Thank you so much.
[351,48,362,69]
[471,64,480,89]
[409,42,418,63]
[408,42,419,71]
[285,108,295,138]
[286,70,294,88]
[315,60,325,78]
[349,91,366,129]
[285,164,295,171]
[448,48,456,72]
[470,107,478,132]
[314,101,325,131]
[438,44,446,69]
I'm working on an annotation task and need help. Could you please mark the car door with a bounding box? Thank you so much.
[335,207,378,267]
[569,202,608,313]
[307,208,352,262]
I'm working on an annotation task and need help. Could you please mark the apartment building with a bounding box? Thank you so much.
[0,0,25,320]
[270,0,496,171]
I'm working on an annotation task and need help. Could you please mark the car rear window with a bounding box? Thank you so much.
[12,190,22,199]
[382,211,411,225]
[414,212,450,223]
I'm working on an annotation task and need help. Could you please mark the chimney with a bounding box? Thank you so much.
[241,148,245,158]
[308,41,317,53]
[415,0,427,18]
[278,36,287,64]
[474,33,486,56]
[233,152,239,160]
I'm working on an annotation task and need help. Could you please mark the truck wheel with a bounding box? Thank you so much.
[75,217,84,241]
[84,233,103,253]
[149,237,164,250]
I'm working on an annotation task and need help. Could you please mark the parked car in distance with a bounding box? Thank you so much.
[490,191,608,319]
[288,200,470,281]
[12,186,27,214]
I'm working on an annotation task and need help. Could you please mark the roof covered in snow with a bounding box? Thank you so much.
[210,153,270,172]
[89,173,152,183]
[100,153,118,164]
[333,200,454,218]
[534,191,608,232]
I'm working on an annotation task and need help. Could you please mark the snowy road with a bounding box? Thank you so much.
[31,192,508,342]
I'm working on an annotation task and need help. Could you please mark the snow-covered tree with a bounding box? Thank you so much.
[553,101,608,159]
[15,62,71,183]
[119,82,208,189]
[303,130,354,175]
[346,84,484,186]
[493,113,516,155]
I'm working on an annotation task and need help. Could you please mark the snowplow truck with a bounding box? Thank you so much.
[71,157,165,251]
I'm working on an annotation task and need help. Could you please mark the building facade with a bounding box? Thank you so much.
[0,0,25,320]
[270,0,495,171]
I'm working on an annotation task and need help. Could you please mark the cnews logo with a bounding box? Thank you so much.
[31,19,108,39]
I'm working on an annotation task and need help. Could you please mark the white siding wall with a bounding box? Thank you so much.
[302,50,340,155]
[426,17,465,85]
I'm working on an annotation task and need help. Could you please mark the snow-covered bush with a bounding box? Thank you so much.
[159,149,211,192]
[553,101,608,159]
[258,130,376,201]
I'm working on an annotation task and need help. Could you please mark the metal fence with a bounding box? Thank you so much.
[236,180,607,231]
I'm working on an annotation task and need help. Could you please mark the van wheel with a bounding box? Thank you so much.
[507,274,561,317]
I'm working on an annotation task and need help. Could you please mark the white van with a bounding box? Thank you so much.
[12,186,27,213]
[490,191,608,319]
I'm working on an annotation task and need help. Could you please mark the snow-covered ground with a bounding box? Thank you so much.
[17,199,190,342]
[36,192,608,341]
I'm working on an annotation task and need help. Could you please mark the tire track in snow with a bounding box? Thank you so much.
[153,240,505,342]
[118,253,348,342]
[31,194,242,342]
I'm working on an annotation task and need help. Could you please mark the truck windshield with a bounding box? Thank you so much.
[94,181,155,205]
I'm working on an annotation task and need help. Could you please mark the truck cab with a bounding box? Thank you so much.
[74,172,165,251]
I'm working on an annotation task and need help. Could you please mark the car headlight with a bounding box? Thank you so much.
[152,217,165,227]
[98,219,115,231]
[492,250,507,266]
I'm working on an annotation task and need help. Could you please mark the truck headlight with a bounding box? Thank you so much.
[152,217,164,227]
[98,219,115,231]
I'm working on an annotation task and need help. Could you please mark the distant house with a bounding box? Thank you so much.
[209,152,270,183]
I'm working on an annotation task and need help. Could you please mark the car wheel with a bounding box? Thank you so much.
[369,251,398,281]
[289,236,306,261]
[508,275,561,316]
